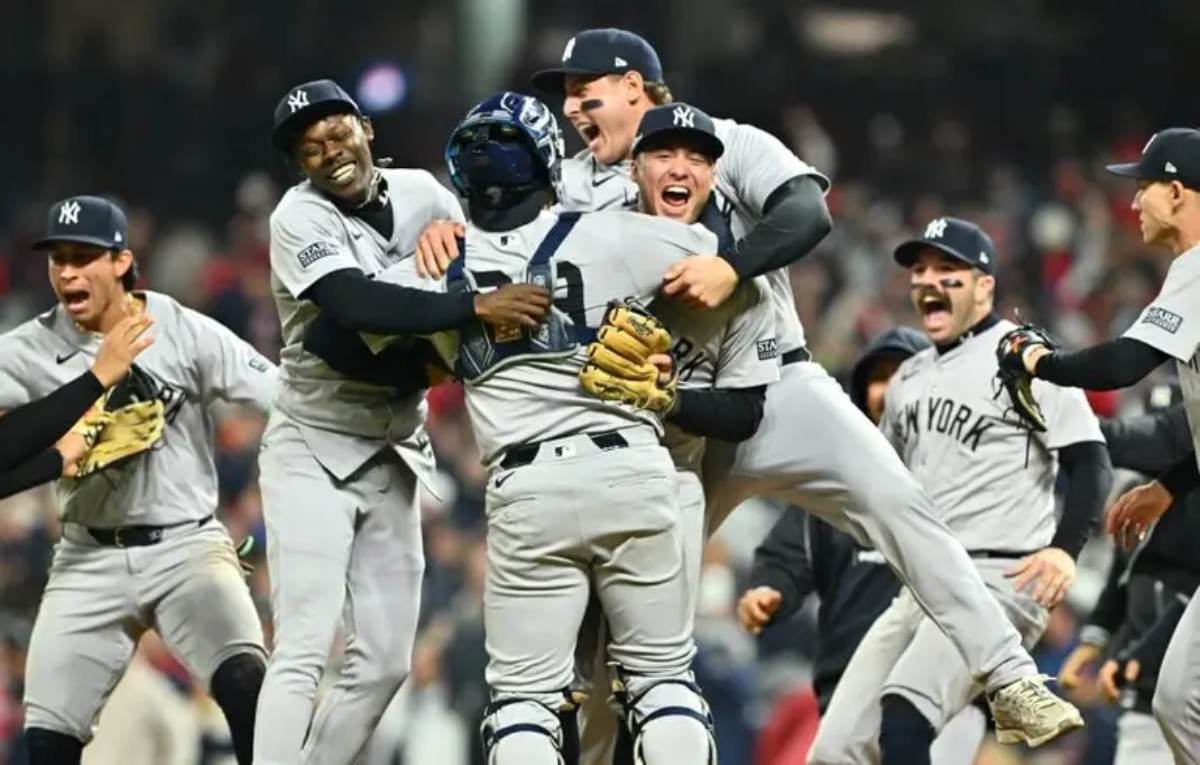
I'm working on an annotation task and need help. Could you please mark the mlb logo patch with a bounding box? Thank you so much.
[297,241,337,269]
[757,338,779,360]
[1143,306,1183,334]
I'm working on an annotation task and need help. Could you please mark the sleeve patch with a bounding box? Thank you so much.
[1143,306,1183,334]
[248,356,270,373]
[297,241,338,269]
[757,338,779,360]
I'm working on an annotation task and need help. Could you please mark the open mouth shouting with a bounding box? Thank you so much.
[60,285,92,317]
[659,184,692,216]
[917,290,952,333]
[328,158,359,188]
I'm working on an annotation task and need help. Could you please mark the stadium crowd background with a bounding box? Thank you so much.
[1,0,1198,762]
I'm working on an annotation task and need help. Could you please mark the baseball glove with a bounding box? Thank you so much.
[579,302,676,413]
[994,324,1057,432]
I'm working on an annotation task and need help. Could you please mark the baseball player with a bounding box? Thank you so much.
[808,217,1112,764]
[738,326,990,765]
[413,29,1088,745]
[0,195,276,765]
[257,79,553,765]
[1059,386,1198,764]
[361,91,783,765]
[1009,126,1200,763]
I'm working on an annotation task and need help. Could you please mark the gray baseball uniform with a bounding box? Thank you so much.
[562,115,1046,698]
[576,277,780,765]
[1121,242,1200,764]
[0,291,274,742]
[255,167,461,765]
[808,319,1103,764]
[375,207,728,763]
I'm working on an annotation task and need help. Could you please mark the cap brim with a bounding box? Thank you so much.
[1105,161,1148,179]
[530,67,612,95]
[32,234,120,251]
[893,239,973,269]
[633,128,724,161]
[271,100,362,154]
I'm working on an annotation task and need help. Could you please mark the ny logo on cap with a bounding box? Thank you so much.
[562,37,576,63]
[672,106,695,128]
[287,89,309,113]
[58,200,81,226]
[924,218,948,239]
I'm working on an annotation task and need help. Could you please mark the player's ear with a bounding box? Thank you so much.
[112,249,134,282]
[360,116,375,142]
[622,70,645,104]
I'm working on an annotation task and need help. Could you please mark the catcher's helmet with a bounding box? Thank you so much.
[444,92,565,204]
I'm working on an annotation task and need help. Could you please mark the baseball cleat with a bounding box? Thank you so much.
[989,674,1084,747]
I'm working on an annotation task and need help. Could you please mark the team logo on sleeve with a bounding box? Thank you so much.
[297,241,338,269]
[1142,306,1183,334]
[756,338,779,361]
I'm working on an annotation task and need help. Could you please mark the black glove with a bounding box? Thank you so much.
[995,324,1058,432]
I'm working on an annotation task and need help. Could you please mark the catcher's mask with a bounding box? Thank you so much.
[445,92,565,207]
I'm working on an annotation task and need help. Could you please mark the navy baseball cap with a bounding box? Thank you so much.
[33,195,129,251]
[271,78,363,154]
[1106,128,1200,192]
[893,217,997,275]
[532,28,664,94]
[632,103,724,161]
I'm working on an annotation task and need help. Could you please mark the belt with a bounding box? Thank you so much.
[781,347,812,366]
[87,515,214,548]
[968,549,1037,560]
[500,431,629,470]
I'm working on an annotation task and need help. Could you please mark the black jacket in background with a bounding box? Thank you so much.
[749,511,900,713]
[1083,404,1200,712]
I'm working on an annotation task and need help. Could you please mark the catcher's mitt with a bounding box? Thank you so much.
[579,302,676,413]
[994,324,1057,432]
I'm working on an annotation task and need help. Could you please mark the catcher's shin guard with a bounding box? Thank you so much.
[611,668,717,765]
[481,689,581,765]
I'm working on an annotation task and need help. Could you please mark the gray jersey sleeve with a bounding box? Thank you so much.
[418,171,468,226]
[581,212,719,309]
[714,279,780,389]
[182,308,278,412]
[1121,254,1200,362]
[0,330,42,409]
[269,196,359,299]
[1035,380,1105,450]
[714,119,830,218]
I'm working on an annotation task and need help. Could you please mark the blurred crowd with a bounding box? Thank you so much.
[2,1,1196,763]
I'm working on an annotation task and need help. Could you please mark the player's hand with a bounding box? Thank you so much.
[1023,344,1053,375]
[1005,546,1075,609]
[55,431,90,477]
[662,256,739,309]
[737,586,783,635]
[473,284,551,329]
[92,314,155,388]
[1098,659,1139,703]
[416,220,465,278]
[1058,643,1102,691]
[648,353,674,387]
[1107,480,1172,550]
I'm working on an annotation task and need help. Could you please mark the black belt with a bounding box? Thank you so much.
[968,549,1037,560]
[781,347,811,366]
[87,515,214,548]
[500,431,629,470]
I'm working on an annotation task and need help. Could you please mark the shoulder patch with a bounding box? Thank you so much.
[297,241,338,269]
[756,338,778,360]
[1143,306,1183,334]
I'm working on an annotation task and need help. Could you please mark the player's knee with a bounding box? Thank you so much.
[267,636,329,692]
[616,671,716,765]
[481,692,577,765]
[878,694,935,765]
[25,726,84,765]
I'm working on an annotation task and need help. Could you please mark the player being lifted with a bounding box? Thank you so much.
[809,217,1112,764]
[1007,127,1200,763]
[0,195,277,765]
[257,79,551,765]
[415,28,1087,746]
